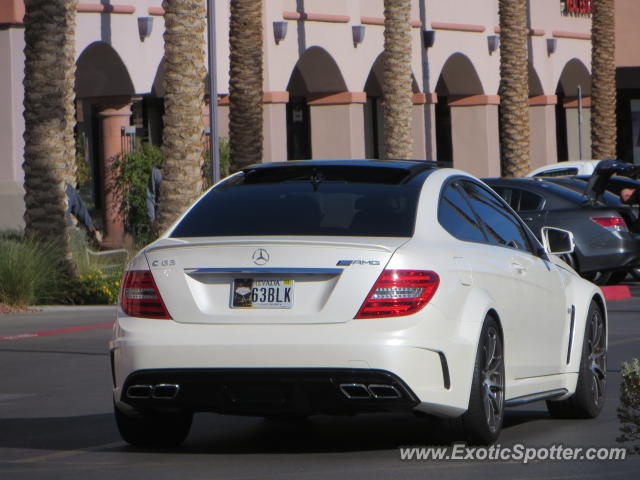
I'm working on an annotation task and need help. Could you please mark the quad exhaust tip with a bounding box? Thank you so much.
[339,383,401,400]
[367,384,401,399]
[126,384,180,400]
[339,383,371,399]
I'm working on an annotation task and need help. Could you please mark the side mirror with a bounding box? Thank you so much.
[541,226,575,255]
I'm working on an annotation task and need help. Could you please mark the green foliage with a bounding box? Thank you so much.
[618,358,640,453]
[64,227,125,305]
[0,233,66,306]
[202,136,232,189]
[65,269,122,305]
[113,142,162,245]
[0,230,127,307]
[75,130,91,191]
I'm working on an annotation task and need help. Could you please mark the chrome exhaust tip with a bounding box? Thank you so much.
[152,384,180,399]
[368,384,401,399]
[339,383,371,399]
[126,384,153,399]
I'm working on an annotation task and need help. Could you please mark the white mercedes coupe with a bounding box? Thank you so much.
[110,160,607,446]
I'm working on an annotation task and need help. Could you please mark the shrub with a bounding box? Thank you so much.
[0,231,126,307]
[0,235,66,306]
[618,358,640,453]
[112,142,162,246]
[65,228,125,305]
[75,129,91,193]
[65,269,122,305]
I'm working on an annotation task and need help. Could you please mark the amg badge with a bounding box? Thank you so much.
[336,260,381,266]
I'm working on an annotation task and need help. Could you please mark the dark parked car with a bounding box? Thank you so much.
[484,177,640,284]
[542,175,640,282]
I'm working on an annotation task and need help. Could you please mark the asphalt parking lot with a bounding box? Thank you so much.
[0,298,639,480]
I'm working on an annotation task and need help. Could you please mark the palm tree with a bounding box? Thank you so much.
[498,0,530,177]
[590,0,616,160]
[228,0,263,170]
[22,0,77,271]
[383,0,413,159]
[157,0,207,232]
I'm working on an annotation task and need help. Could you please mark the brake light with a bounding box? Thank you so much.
[120,270,171,319]
[590,216,628,232]
[355,270,439,319]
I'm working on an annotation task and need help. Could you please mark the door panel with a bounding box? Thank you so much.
[458,180,568,377]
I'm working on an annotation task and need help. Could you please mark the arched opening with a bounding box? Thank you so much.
[435,53,484,164]
[527,64,558,168]
[364,53,420,159]
[556,59,591,161]
[75,42,135,206]
[76,42,135,99]
[528,64,544,97]
[286,47,347,160]
[75,42,135,243]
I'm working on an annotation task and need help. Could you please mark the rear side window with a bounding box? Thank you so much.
[438,183,487,243]
[492,187,544,211]
[459,181,534,253]
[171,166,424,237]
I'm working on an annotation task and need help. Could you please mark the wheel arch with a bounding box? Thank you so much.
[485,308,504,344]
[567,287,607,374]
[591,292,608,346]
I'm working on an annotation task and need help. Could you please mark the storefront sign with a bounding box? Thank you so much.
[561,0,592,15]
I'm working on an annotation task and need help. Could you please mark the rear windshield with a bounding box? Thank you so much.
[545,178,624,206]
[170,165,425,237]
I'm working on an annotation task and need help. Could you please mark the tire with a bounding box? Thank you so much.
[563,255,612,285]
[546,301,606,419]
[449,317,505,445]
[114,403,193,447]
[630,267,640,282]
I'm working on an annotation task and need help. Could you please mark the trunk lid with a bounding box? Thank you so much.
[144,237,407,324]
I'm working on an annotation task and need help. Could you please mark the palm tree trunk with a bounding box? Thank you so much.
[591,0,617,160]
[229,0,263,170]
[499,0,530,177]
[383,0,413,159]
[157,0,207,232]
[22,0,77,271]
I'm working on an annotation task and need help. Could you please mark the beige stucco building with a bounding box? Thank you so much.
[0,0,632,242]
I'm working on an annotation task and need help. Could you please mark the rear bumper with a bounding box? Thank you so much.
[110,308,479,418]
[577,234,640,273]
[117,368,419,416]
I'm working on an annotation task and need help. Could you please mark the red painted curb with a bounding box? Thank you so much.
[0,322,113,341]
[600,285,632,301]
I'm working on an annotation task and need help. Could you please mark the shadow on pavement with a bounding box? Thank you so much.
[0,409,579,455]
[0,414,119,451]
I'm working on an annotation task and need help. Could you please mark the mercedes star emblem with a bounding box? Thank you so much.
[252,248,269,265]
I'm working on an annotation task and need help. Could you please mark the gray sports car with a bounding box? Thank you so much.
[484,175,640,284]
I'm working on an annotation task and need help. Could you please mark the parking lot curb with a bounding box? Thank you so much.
[600,285,632,301]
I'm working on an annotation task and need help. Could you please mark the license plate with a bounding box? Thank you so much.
[231,279,294,309]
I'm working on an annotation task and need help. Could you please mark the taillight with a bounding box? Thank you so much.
[355,270,439,319]
[120,270,171,319]
[590,216,628,232]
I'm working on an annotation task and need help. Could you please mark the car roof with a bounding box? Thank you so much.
[244,159,440,172]
[526,160,600,176]
[240,159,441,186]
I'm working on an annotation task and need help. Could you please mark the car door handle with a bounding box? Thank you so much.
[511,262,527,274]
[522,216,533,221]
